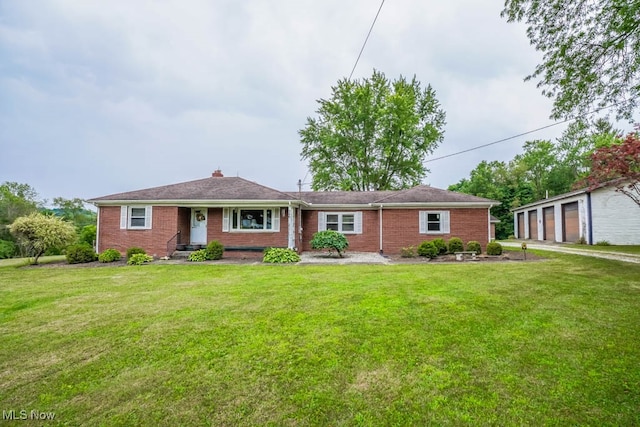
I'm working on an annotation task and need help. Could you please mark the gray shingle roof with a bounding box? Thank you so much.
[89,177,498,206]
[89,177,298,202]
[287,185,497,205]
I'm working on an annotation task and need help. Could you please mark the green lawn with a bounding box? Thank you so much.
[1,255,639,425]
[565,244,640,255]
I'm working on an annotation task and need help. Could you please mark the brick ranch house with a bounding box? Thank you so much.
[89,171,499,257]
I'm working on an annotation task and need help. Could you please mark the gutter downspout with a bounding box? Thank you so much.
[586,192,593,245]
[488,205,493,242]
[379,204,383,254]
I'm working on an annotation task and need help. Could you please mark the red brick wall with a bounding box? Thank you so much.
[301,208,490,254]
[98,206,178,257]
[207,207,289,251]
[301,210,380,252]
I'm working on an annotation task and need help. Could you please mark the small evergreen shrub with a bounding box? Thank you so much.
[486,242,503,256]
[417,241,438,258]
[187,249,208,262]
[431,238,447,255]
[98,248,122,263]
[126,247,146,260]
[205,240,224,260]
[447,237,464,254]
[310,230,349,257]
[400,246,417,258]
[66,243,97,264]
[127,253,153,265]
[263,248,301,263]
[0,239,17,259]
[595,240,611,246]
[466,241,481,254]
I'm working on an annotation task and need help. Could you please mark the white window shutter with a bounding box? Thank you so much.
[222,208,230,232]
[318,212,326,231]
[419,211,426,234]
[442,211,450,234]
[144,206,153,229]
[273,208,280,232]
[120,206,128,229]
[354,212,363,234]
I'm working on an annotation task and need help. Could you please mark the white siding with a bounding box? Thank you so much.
[591,187,640,244]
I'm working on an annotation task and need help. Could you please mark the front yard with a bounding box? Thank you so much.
[1,253,639,425]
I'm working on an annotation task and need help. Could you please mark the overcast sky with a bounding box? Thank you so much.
[1,1,635,205]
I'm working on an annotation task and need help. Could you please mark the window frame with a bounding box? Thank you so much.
[223,207,281,232]
[318,212,362,234]
[419,210,450,235]
[120,205,153,230]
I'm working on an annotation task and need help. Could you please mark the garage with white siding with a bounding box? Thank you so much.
[512,183,640,245]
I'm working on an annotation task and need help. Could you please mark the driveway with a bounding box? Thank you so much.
[499,241,640,264]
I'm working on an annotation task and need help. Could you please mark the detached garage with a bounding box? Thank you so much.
[512,183,640,245]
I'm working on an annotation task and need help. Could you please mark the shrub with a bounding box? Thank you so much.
[447,237,464,254]
[66,243,97,264]
[310,230,349,257]
[508,234,516,240]
[431,238,447,255]
[486,242,503,256]
[417,241,438,258]
[0,239,17,259]
[576,236,587,245]
[466,241,482,255]
[127,253,154,265]
[595,240,611,246]
[78,225,97,246]
[9,213,77,264]
[263,247,301,263]
[126,247,146,260]
[205,240,224,260]
[44,246,63,256]
[187,249,208,262]
[400,246,417,258]
[98,248,121,263]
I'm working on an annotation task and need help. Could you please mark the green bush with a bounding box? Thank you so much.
[400,246,417,258]
[447,237,464,254]
[44,246,63,256]
[66,243,97,264]
[78,225,97,246]
[263,248,301,263]
[310,230,349,257]
[576,236,587,245]
[0,239,17,259]
[466,241,482,255]
[486,242,503,256]
[126,247,146,260]
[431,238,447,255]
[127,253,154,265]
[187,249,208,262]
[98,248,121,263]
[205,240,224,260]
[417,241,438,258]
[595,240,611,246]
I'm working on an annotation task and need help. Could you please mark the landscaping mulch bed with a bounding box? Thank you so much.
[389,249,544,263]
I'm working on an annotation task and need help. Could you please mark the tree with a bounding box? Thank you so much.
[310,230,349,258]
[300,69,446,191]
[585,131,640,206]
[0,182,40,232]
[51,197,97,230]
[9,213,77,264]
[502,0,640,120]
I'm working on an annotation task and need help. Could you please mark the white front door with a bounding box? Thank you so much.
[191,208,208,244]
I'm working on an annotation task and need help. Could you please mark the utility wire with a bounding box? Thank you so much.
[349,0,385,80]
[425,101,632,163]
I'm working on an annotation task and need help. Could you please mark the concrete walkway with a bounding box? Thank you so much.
[499,241,640,264]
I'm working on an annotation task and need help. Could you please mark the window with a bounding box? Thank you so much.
[318,212,362,234]
[223,208,280,232]
[120,206,152,230]
[419,211,449,234]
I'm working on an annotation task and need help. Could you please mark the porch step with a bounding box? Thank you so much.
[171,250,194,259]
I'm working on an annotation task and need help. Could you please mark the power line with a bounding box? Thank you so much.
[348,0,385,80]
[425,101,631,163]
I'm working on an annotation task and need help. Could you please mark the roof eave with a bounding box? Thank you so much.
[90,199,305,207]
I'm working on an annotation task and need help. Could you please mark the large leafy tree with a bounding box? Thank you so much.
[9,213,77,264]
[0,182,41,243]
[502,0,640,120]
[585,131,640,206]
[300,70,446,191]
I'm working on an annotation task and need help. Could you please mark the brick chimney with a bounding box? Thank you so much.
[212,169,224,177]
